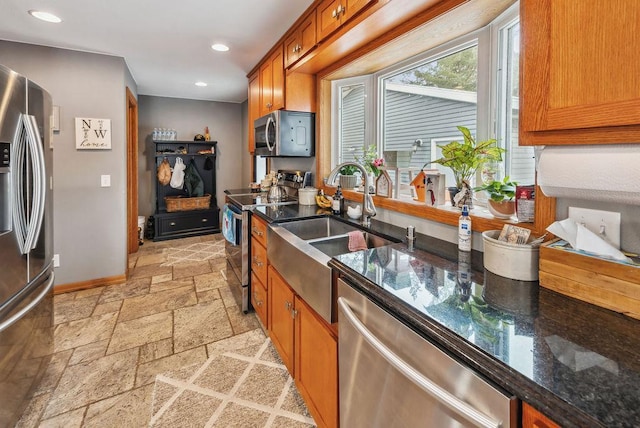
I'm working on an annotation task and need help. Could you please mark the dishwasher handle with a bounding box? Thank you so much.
[337,297,502,428]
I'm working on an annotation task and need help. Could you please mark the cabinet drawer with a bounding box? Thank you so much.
[251,272,268,328]
[251,216,268,247]
[155,210,218,239]
[251,238,268,285]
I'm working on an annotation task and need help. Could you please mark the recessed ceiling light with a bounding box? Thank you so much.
[211,43,229,52]
[195,82,208,87]
[28,10,62,23]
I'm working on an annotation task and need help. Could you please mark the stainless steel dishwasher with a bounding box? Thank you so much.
[337,278,517,428]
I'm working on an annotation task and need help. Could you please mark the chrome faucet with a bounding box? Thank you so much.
[326,162,376,226]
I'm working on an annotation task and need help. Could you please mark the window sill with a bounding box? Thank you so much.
[322,184,546,235]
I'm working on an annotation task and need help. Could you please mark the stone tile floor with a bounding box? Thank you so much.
[17,234,315,427]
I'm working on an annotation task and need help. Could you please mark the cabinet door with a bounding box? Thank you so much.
[294,295,338,428]
[268,266,295,374]
[270,47,285,111]
[284,31,301,69]
[250,215,268,247]
[250,238,267,286]
[251,272,268,329]
[259,59,273,116]
[248,73,260,153]
[342,0,374,22]
[522,402,560,428]
[521,0,640,145]
[317,0,341,42]
[298,12,317,59]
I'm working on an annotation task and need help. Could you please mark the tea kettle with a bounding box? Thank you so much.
[267,175,287,201]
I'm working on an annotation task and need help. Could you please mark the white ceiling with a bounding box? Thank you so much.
[0,0,315,103]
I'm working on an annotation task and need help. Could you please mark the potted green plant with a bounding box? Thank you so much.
[424,126,505,206]
[474,176,518,218]
[339,164,359,189]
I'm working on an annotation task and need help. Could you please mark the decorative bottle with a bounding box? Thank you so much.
[332,185,344,215]
[458,204,472,251]
[205,126,210,141]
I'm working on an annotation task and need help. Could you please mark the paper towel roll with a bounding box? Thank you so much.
[537,145,640,204]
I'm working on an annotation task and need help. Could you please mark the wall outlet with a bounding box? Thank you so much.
[101,174,111,187]
[568,207,621,249]
[53,254,60,268]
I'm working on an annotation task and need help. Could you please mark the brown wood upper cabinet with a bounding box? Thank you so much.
[285,11,317,68]
[247,72,260,153]
[317,0,376,42]
[520,0,640,145]
[259,46,285,116]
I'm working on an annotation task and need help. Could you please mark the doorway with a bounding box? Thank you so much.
[126,87,139,261]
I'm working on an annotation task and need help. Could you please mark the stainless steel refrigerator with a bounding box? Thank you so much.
[0,64,54,426]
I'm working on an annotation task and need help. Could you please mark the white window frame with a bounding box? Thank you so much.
[331,75,374,170]
[330,2,525,199]
[489,2,525,181]
[375,31,490,156]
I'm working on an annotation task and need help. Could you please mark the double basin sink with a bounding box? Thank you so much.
[268,217,396,323]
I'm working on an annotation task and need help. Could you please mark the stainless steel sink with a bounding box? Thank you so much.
[268,217,395,323]
[275,216,360,240]
[309,233,392,257]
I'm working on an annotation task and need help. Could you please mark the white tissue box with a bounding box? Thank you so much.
[539,239,640,320]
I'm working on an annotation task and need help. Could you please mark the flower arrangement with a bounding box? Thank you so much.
[355,144,385,177]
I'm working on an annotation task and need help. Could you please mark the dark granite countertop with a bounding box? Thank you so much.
[254,205,640,427]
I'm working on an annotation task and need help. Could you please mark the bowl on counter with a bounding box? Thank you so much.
[298,187,318,205]
[482,230,540,281]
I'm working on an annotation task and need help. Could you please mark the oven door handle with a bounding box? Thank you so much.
[230,210,243,220]
[338,297,501,428]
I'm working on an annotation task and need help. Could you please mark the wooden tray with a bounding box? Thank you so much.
[539,239,640,320]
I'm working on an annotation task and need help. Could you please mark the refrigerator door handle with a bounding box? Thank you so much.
[0,272,54,333]
[11,120,28,254]
[23,114,46,252]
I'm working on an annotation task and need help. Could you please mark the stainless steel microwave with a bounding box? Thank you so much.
[254,110,315,157]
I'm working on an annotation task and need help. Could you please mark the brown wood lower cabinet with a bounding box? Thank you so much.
[269,266,295,373]
[251,272,268,327]
[268,266,338,428]
[522,402,560,428]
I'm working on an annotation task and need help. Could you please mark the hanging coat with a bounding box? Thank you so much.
[170,157,186,189]
[183,158,204,197]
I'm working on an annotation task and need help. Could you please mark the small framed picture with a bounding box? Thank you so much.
[75,117,111,150]
[375,170,393,198]
[424,170,446,206]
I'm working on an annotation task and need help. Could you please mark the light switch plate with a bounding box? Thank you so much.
[568,207,621,249]
[101,174,111,187]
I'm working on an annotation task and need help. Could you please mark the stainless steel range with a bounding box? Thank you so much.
[223,170,311,313]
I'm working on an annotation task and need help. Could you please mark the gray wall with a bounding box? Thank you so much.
[137,95,244,217]
[0,40,134,286]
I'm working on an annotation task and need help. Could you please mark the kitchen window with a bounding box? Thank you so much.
[331,4,529,202]
[332,76,374,167]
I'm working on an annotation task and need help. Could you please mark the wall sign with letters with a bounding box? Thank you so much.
[75,117,111,150]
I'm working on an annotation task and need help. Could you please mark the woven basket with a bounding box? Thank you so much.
[165,194,211,212]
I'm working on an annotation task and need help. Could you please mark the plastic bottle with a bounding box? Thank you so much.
[458,204,472,251]
[332,185,344,215]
